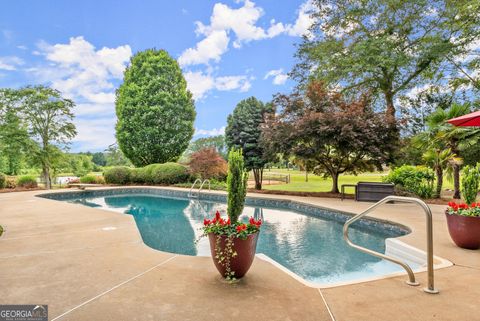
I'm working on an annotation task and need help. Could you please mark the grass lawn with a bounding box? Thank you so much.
[261,169,386,193]
[261,168,455,194]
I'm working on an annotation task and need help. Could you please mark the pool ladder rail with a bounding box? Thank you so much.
[343,195,439,294]
[188,178,211,198]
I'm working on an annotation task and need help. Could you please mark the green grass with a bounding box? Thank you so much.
[262,169,385,193]
[262,168,455,193]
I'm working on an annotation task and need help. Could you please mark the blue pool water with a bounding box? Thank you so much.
[60,192,415,285]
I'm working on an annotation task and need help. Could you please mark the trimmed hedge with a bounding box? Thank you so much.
[79,175,105,184]
[143,163,190,185]
[17,175,38,188]
[0,173,5,189]
[104,163,190,185]
[104,166,131,184]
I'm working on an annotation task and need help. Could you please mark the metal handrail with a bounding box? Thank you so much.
[188,178,202,198]
[343,195,439,294]
[198,179,210,194]
[188,179,210,198]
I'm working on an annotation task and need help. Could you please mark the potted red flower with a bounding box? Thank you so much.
[446,165,480,249]
[199,148,262,280]
[445,202,480,249]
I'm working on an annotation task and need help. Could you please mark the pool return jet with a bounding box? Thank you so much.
[343,195,439,294]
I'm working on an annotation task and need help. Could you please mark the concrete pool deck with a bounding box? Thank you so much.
[0,187,479,321]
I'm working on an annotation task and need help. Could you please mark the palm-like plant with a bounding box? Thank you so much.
[424,103,480,198]
[422,148,456,198]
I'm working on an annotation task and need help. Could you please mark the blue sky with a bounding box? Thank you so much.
[0,0,313,152]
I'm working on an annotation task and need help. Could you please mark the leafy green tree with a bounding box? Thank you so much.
[104,143,131,166]
[225,97,271,190]
[20,86,77,189]
[293,0,480,122]
[91,152,107,166]
[0,101,31,175]
[185,135,227,159]
[116,49,196,166]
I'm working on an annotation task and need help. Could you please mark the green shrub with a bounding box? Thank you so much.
[104,167,131,184]
[130,167,147,184]
[143,162,190,185]
[383,165,435,199]
[226,148,248,223]
[0,173,5,189]
[79,175,104,184]
[461,164,480,204]
[17,175,38,188]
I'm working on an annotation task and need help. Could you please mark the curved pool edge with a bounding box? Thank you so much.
[35,186,453,289]
[36,186,412,237]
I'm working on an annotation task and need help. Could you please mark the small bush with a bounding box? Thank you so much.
[143,163,190,185]
[0,173,5,189]
[79,175,104,184]
[384,165,434,199]
[5,176,16,189]
[461,164,480,204]
[131,167,147,184]
[104,167,131,184]
[188,147,228,180]
[17,175,38,188]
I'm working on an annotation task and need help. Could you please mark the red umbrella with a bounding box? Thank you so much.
[447,111,480,127]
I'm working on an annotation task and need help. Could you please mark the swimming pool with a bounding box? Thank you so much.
[40,188,420,286]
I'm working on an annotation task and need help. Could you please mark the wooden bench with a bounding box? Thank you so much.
[355,182,394,202]
[68,184,102,190]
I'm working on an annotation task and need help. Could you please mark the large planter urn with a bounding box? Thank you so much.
[445,211,480,250]
[208,232,259,279]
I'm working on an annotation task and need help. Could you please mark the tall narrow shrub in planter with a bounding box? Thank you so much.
[199,148,261,280]
[445,164,480,249]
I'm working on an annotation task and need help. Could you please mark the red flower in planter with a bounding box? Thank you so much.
[236,224,247,232]
[204,219,211,226]
[215,211,221,221]
[249,217,262,227]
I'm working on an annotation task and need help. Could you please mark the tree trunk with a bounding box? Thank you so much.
[305,169,308,182]
[384,90,396,124]
[43,166,51,189]
[253,168,263,190]
[331,172,339,194]
[453,163,461,199]
[435,167,443,199]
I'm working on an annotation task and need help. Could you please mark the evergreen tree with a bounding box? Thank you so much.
[116,49,196,166]
[225,97,271,190]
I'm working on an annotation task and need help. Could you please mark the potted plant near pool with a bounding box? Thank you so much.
[445,164,480,250]
[199,148,262,280]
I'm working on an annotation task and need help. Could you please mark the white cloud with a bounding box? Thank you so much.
[178,30,229,66]
[195,126,225,136]
[74,117,117,150]
[0,56,24,70]
[29,36,132,151]
[184,70,252,100]
[264,68,288,85]
[284,0,315,37]
[17,45,28,50]
[178,0,315,67]
[31,36,131,104]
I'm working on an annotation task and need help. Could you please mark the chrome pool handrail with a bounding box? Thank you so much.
[188,178,202,198]
[343,195,439,294]
[188,179,210,198]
